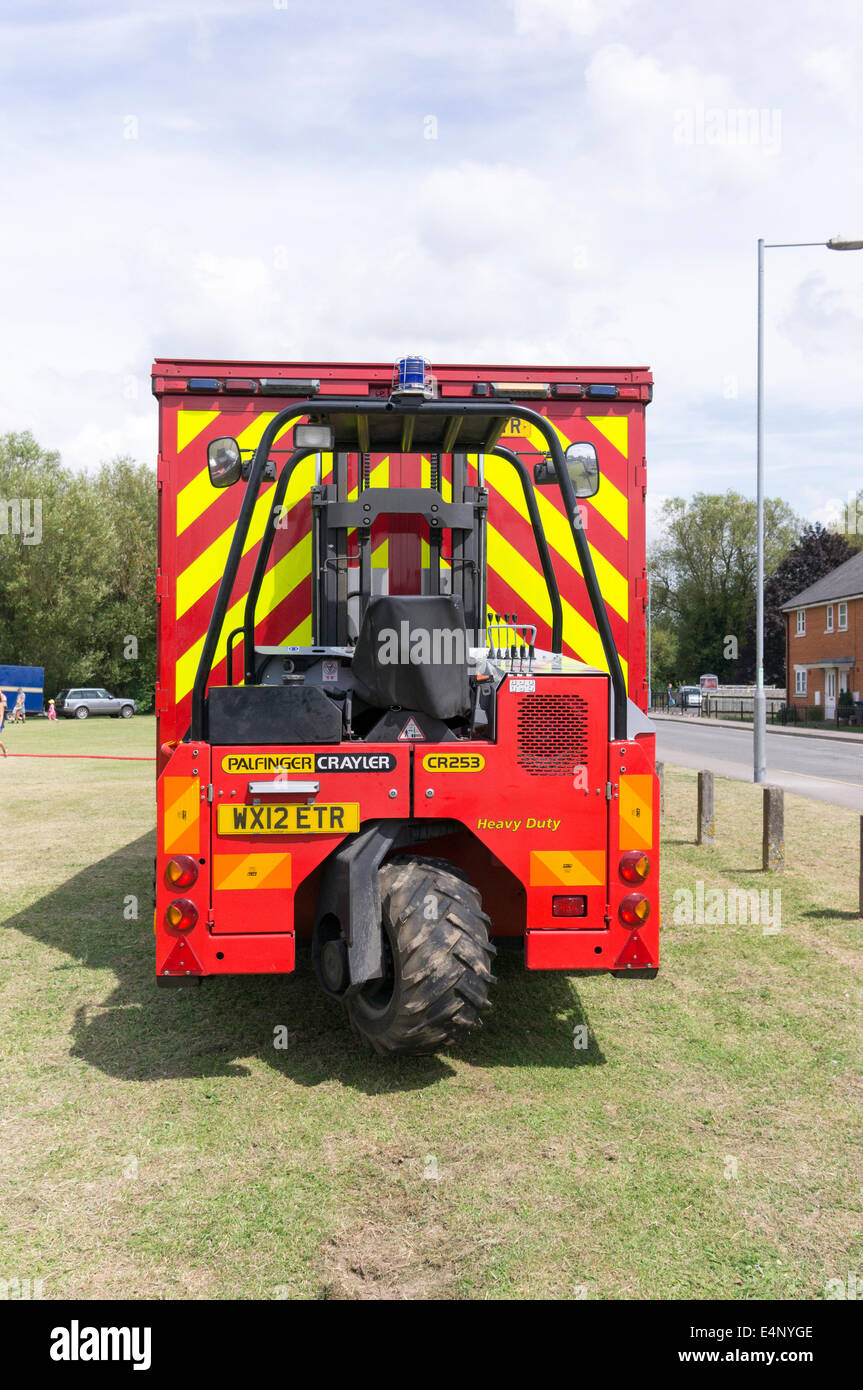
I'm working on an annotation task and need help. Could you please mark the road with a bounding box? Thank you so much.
[653,716,863,812]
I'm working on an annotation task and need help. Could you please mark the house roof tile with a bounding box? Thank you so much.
[780,549,863,610]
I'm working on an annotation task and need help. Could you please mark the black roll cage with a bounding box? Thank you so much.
[190,398,627,741]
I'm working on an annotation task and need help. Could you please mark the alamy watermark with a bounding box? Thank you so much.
[825,490,863,537]
[1,1276,44,1299]
[50,1323,151,1370]
[673,103,782,154]
[673,881,781,934]
[825,1272,862,1299]
[0,497,42,545]
[378,623,476,666]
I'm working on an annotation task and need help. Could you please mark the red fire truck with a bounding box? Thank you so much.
[153,357,658,1054]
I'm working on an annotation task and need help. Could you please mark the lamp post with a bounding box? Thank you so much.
[753,235,863,783]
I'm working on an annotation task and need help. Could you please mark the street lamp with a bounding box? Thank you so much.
[753,235,863,783]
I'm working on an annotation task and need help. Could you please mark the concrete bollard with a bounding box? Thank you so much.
[697,771,715,846]
[656,761,665,816]
[762,786,785,873]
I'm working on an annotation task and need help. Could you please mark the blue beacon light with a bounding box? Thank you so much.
[393,355,435,398]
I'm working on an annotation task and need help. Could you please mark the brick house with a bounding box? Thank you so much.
[781,550,863,716]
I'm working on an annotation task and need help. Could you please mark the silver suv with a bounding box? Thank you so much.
[55,688,137,720]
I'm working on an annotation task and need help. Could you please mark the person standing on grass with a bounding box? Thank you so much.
[0,689,7,757]
[47,698,57,722]
[12,688,25,724]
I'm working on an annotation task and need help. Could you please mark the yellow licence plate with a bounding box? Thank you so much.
[217,803,359,836]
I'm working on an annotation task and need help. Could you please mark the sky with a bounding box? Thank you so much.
[1,0,862,539]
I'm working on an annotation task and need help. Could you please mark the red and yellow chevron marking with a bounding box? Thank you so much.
[480,454,628,618]
[619,774,653,851]
[530,850,606,887]
[175,532,313,701]
[176,410,304,534]
[163,776,200,855]
[483,505,628,682]
[475,413,634,683]
[176,456,317,620]
[213,853,292,891]
[349,457,390,567]
[500,415,629,536]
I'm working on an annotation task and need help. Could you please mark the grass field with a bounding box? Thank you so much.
[1,716,862,1300]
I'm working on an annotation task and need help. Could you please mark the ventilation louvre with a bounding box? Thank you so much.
[517,693,589,776]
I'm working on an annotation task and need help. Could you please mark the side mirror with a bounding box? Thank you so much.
[207,437,242,489]
[534,441,599,498]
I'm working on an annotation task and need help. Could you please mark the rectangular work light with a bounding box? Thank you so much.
[294,424,335,449]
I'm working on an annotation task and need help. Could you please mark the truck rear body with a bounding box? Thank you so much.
[152,358,659,1043]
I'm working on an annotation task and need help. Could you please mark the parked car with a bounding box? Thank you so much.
[55,688,136,720]
[677,685,702,710]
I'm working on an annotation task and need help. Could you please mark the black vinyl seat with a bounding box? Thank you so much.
[351,594,471,721]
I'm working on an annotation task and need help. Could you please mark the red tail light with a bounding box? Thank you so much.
[165,898,198,932]
[619,893,650,927]
[619,851,650,883]
[552,894,587,918]
[165,855,198,889]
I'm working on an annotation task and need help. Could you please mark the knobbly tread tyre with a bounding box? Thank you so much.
[346,856,496,1057]
[400,854,471,885]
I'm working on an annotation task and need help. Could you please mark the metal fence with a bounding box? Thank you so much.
[701,695,786,722]
[649,690,863,729]
[772,701,863,729]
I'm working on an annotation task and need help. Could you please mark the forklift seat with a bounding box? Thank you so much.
[352,594,471,721]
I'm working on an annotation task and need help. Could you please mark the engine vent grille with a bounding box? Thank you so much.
[517,693,589,776]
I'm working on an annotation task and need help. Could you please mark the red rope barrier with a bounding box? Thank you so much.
[3,752,156,762]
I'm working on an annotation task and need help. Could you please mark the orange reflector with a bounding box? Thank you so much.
[619,851,650,884]
[619,893,650,927]
[165,854,198,889]
[165,898,198,932]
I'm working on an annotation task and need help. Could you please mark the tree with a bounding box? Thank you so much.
[649,491,800,683]
[748,522,859,685]
[647,616,678,692]
[87,459,157,709]
[0,432,156,705]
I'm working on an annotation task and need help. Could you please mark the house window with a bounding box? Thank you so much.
[795,669,807,695]
[838,601,848,630]
[826,604,834,632]
[796,609,806,635]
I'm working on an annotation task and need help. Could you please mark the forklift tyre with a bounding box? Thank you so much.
[346,857,495,1057]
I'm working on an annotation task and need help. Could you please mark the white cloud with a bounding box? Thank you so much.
[0,0,861,531]
[584,43,784,195]
[509,0,632,40]
[802,44,855,97]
